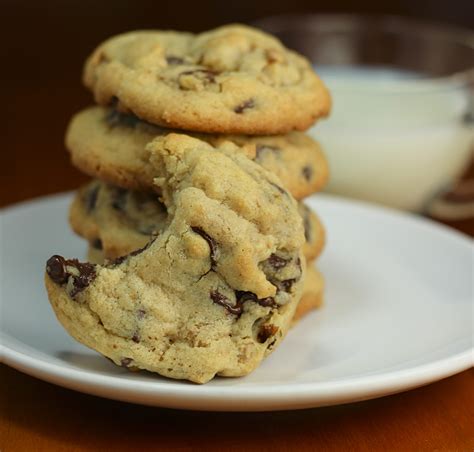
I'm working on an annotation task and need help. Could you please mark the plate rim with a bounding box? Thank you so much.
[1,191,473,411]
[1,338,472,411]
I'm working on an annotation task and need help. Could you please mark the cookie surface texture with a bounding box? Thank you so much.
[83,25,330,134]
[69,180,325,264]
[46,134,306,383]
[66,107,329,199]
[86,244,324,324]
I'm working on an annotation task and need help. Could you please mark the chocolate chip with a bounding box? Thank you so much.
[85,184,99,213]
[210,289,277,316]
[46,255,69,285]
[257,324,279,343]
[266,253,290,270]
[255,144,280,161]
[278,279,296,293]
[120,357,133,368]
[109,96,119,108]
[91,238,103,250]
[111,188,127,211]
[180,69,219,83]
[137,309,146,320]
[302,165,313,182]
[267,338,277,350]
[236,291,277,309]
[46,255,97,297]
[109,238,156,266]
[191,227,218,268]
[166,55,185,65]
[210,290,242,316]
[105,109,167,136]
[132,331,140,343]
[120,241,151,262]
[234,99,255,114]
[257,297,277,307]
[110,254,127,265]
[69,266,96,297]
[105,108,141,128]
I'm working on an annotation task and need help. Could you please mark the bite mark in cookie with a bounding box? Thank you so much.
[46,134,306,383]
[69,181,326,264]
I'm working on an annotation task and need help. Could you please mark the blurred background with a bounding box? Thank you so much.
[2,0,473,229]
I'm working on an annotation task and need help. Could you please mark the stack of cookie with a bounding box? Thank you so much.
[45,25,331,383]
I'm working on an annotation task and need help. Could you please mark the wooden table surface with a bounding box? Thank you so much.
[1,5,474,450]
[1,364,473,452]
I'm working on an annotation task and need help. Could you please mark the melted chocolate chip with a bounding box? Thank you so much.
[120,357,133,368]
[255,144,280,161]
[46,255,96,297]
[234,99,255,114]
[191,227,217,268]
[210,289,277,316]
[132,331,140,343]
[266,254,290,270]
[166,55,185,65]
[302,165,313,182]
[111,254,127,265]
[92,238,103,250]
[257,324,279,343]
[210,290,242,316]
[236,291,277,309]
[111,188,127,211]
[109,238,156,266]
[46,255,69,284]
[267,338,277,350]
[257,297,277,307]
[180,69,219,83]
[129,241,154,256]
[109,96,119,108]
[105,109,141,128]
[85,184,99,213]
[278,279,296,293]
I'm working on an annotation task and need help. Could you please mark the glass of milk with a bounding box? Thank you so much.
[254,15,474,212]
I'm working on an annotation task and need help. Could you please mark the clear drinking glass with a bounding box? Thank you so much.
[254,14,474,212]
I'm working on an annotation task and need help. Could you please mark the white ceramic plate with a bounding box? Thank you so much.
[1,193,472,411]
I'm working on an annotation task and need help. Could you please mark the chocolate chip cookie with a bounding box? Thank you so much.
[67,107,329,200]
[45,133,306,383]
[68,180,325,264]
[83,25,330,134]
[85,243,324,324]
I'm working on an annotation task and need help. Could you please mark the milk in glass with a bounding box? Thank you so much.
[310,66,473,211]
